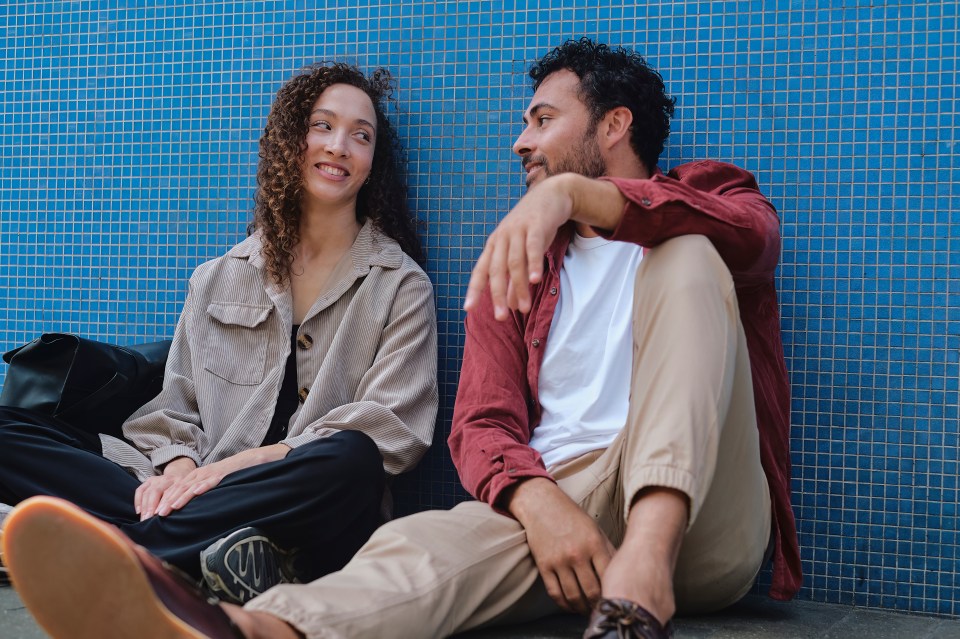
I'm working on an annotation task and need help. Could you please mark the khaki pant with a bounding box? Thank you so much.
[247,235,772,639]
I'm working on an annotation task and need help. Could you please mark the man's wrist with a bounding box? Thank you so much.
[503,476,562,523]
[561,174,627,231]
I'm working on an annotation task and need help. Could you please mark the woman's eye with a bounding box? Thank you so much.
[310,120,331,130]
[538,116,551,126]
[356,131,371,141]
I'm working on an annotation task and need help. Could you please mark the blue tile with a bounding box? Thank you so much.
[0,0,957,619]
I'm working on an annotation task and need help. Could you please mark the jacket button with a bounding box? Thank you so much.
[640,197,652,206]
[297,334,314,350]
[532,339,541,347]
[298,387,309,403]
[549,287,558,295]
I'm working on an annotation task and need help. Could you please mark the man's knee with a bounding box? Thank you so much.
[648,233,716,258]
[640,234,730,281]
[634,234,735,308]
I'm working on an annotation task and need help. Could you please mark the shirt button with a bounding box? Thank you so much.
[532,339,541,347]
[640,197,652,206]
[297,333,314,350]
[549,287,558,295]
[298,387,309,403]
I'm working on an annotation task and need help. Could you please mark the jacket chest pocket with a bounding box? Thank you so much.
[202,302,273,386]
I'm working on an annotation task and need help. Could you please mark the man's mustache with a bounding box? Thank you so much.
[521,155,548,170]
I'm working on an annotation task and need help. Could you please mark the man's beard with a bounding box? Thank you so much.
[525,129,607,189]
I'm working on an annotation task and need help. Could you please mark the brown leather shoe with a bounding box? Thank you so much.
[3,496,245,639]
[583,598,675,639]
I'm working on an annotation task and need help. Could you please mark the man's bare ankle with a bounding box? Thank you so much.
[601,547,675,624]
[223,605,304,639]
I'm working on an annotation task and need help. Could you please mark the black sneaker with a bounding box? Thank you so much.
[200,527,297,604]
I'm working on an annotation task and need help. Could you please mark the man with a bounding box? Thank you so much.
[3,38,800,639]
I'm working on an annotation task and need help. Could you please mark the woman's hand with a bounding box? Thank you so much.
[135,456,197,521]
[136,445,291,520]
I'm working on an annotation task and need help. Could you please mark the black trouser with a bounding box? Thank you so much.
[0,407,385,581]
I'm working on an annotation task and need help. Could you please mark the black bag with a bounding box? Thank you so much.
[0,333,172,439]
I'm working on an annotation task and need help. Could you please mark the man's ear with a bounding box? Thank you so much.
[598,106,633,150]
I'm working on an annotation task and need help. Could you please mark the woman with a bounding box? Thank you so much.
[0,62,438,605]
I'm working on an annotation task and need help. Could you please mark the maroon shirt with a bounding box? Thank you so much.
[449,160,802,600]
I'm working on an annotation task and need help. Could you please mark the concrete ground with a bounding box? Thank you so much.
[3,584,960,638]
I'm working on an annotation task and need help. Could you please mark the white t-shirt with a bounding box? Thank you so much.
[529,233,644,468]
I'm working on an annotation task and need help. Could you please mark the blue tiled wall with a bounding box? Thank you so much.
[0,0,957,618]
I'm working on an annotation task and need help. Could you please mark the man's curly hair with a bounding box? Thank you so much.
[249,62,424,285]
[529,38,676,174]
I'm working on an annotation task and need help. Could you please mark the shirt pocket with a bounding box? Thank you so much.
[202,302,273,386]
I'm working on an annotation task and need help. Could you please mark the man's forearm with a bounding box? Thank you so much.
[552,173,629,232]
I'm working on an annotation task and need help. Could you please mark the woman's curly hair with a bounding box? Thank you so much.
[249,62,424,285]
[529,38,676,174]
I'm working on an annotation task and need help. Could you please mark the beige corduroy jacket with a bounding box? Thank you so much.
[101,221,438,482]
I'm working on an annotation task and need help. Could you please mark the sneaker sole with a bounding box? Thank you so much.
[3,496,208,639]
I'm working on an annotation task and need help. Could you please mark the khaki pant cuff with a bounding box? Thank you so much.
[623,464,700,528]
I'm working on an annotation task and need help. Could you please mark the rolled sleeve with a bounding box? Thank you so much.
[121,282,206,474]
[450,289,555,510]
[598,160,781,283]
[149,444,202,469]
[279,426,339,450]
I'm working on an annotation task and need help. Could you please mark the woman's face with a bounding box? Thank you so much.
[300,83,377,212]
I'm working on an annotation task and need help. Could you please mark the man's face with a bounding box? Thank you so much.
[513,69,607,189]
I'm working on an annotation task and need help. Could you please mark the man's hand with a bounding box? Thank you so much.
[134,444,291,520]
[463,174,627,320]
[506,477,616,615]
[464,176,574,319]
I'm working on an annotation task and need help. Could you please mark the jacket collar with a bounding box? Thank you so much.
[228,219,406,327]
[227,218,405,275]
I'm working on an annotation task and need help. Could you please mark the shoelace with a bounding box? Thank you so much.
[587,599,671,639]
[599,601,654,628]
